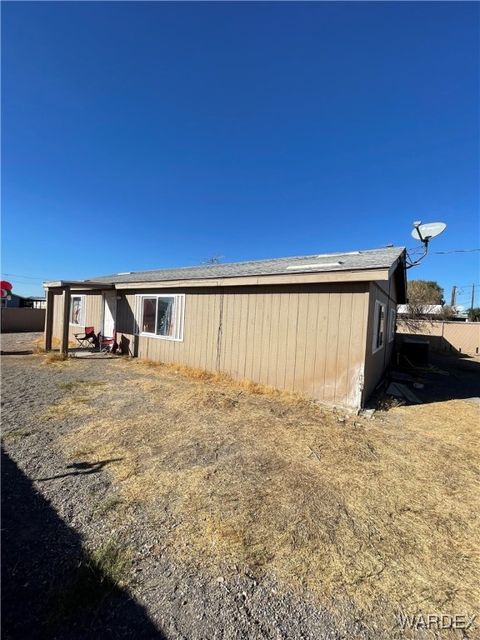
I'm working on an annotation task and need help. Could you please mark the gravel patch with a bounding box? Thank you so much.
[1,333,349,640]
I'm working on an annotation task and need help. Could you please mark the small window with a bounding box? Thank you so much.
[138,294,184,341]
[372,300,386,353]
[70,295,85,326]
[388,308,396,343]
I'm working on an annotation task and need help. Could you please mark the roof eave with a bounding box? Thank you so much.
[112,267,392,290]
[387,250,407,304]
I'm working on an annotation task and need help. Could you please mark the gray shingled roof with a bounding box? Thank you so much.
[86,246,405,285]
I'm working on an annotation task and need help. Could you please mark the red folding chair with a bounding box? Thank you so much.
[98,331,118,354]
[74,326,96,348]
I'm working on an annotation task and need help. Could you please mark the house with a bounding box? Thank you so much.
[43,246,406,409]
[1,293,47,332]
[26,296,47,309]
[397,304,468,321]
[1,293,46,309]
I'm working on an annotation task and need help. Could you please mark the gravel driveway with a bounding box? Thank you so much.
[1,333,344,640]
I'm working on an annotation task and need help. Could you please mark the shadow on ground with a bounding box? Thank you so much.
[0,349,34,356]
[381,351,480,406]
[36,459,124,482]
[1,447,164,639]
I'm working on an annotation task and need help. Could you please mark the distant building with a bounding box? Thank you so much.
[397,304,468,321]
[1,294,46,309]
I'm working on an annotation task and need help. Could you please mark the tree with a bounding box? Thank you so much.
[405,280,445,325]
[407,280,445,306]
[468,307,480,322]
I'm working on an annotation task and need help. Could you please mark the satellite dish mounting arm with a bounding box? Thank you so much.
[406,220,446,269]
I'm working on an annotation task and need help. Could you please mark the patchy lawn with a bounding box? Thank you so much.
[58,358,479,636]
[2,333,479,639]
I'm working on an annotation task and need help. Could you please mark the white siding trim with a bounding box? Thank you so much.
[69,294,86,326]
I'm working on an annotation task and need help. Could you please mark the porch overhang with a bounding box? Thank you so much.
[43,280,114,291]
[43,281,115,355]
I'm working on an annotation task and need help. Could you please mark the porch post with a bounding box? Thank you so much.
[44,289,54,351]
[60,286,71,356]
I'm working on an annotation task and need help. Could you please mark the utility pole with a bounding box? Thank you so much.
[450,285,457,307]
[471,284,475,312]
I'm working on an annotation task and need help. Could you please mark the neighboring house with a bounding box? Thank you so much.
[43,247,406,409]
[1,294,46,309]
[397,304,468,321]
[27,296,47,309]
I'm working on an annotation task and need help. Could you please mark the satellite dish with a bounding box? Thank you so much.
[406,220,447,269]
[411,221,447,241]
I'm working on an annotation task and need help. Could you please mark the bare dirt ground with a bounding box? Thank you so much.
[1,333,479,640]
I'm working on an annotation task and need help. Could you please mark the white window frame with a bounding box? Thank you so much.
[135,294,185,342]
[388,308,396,343]
[372,300,386,354]
[69,294,86,326]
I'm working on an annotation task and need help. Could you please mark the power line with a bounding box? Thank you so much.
[433,248,480,254]
[454,283,480,289]
[1,272,50,281]
[407,247,480,254]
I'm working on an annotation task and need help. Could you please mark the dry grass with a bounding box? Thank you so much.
[43,380,110,420]
[32,335,62,353]
[42,352,69,365]
[33,335,78,360]
[57,362,479,634]
[127,358,316,406]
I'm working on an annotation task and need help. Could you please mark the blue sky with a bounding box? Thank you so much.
[2,2,479,306]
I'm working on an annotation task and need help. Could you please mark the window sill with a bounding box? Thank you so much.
[139,332,183,343]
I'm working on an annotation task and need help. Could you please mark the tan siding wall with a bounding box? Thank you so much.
[52,292,103,344]
[363,282,397,401]
[114,283,370,408]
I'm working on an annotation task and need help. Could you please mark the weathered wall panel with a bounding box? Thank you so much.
[111,283,370,408]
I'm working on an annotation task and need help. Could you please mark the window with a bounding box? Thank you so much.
[388,308,396,342]
[137,294,185,341]
[372,300,386,353]
[70,295,85,326]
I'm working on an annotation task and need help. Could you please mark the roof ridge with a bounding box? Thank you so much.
[93,246,404,279]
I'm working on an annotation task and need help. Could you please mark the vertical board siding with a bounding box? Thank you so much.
[303,293,319,397]
[323,293,341,402]
[266,293,280,388]
[293,292,309,392]
[363,282,395,402]
[52,292,103,344]
[312,293,329,400]
[52,282,371,408]
[334,293,353,403]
